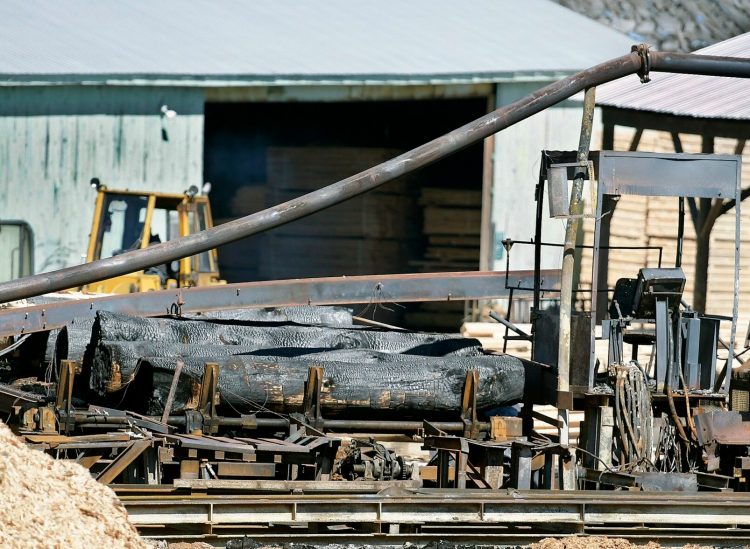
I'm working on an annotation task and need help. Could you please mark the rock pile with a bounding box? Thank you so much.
[552,0,750,51]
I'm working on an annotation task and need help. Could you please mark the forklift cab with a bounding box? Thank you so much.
[84,185,222,293]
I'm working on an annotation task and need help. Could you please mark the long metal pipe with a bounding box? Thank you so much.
[1,51,749,303]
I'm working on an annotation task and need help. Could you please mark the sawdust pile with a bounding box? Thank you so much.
[0,420,146,549]
[532,537,661,549]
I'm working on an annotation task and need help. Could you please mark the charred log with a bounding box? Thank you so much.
[56,317,96,365]
[92,312,481,356]
[184,305,353,327]
[131,351,526,418]
[87,311,484,394]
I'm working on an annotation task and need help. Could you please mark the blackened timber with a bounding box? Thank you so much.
[131,353,526,418]
[88,311,484,393]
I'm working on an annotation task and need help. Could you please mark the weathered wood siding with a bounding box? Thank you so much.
[0,86,204,273]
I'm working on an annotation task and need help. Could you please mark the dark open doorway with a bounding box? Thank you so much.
[203,97,488,329]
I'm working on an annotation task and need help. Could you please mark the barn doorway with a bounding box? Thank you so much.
[204,97,488,330]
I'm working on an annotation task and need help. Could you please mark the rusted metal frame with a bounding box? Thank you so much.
[423,435,471,489]
[96,439,152,484]
[557,87,596,483]
[460,369,480,439]
[55,359,78,433]
[122,490,750,541]
[0,271,506,337]
[532,166,546,361]
[74,408,488,434]
[198,362,220,435]
[509,440,534,489]
[303,366,324,430]
[160,359,184,424]
[727,158,742,394]
[577,466,639,488]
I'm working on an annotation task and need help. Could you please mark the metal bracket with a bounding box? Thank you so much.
[631,43,651,83]
[303,366,325,431]
[196,362,220,435]
[169,290,184,316]
[55,359,79,433]
[460,369,480,439]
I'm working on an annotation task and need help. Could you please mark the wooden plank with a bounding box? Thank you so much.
[262,236,414,279]
[425,246,480,262]
[419,188,482,208]
[268,190,419,239]
[429,235,481,247]
[423,207,480,236]
[266,146,412,194]
[229,185,267,216]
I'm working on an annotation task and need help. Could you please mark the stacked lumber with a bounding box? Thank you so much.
[214,185,268,281]
[413,187,481,272]
[262,147,420,280]
[405,187,481,331]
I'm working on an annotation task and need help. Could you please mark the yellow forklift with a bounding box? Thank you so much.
[83,181,224,293]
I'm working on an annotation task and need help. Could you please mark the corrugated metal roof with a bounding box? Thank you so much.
[0,0,633,85]
[597,32,750,120]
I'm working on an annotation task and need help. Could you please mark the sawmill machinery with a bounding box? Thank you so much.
[498,148,745,489]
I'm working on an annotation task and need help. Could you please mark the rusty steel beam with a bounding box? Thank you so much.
[0,271,505,337]
[0,49,749,305]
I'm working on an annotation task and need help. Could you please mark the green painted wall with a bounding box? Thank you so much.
[0,86,204,274]
[491,81,599,272]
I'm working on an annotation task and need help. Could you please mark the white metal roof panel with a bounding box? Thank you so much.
[0,0,633,84]
[597,32,750,120]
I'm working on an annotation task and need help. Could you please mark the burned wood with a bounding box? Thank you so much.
[92,312,481,356]
[86,311,485,394]
[184,305,354,327]
[132,351,526,418]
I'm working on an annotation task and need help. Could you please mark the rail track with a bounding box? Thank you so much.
[115,484,750,546]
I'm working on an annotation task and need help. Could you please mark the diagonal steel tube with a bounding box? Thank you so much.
[0,50,749,303]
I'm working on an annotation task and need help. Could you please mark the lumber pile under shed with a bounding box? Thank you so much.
[406,187,482,330]
[413,187,481,273]
[74,308,528,419]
